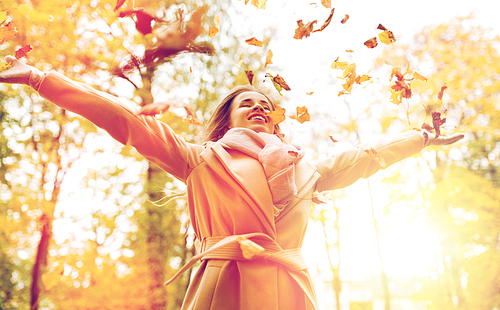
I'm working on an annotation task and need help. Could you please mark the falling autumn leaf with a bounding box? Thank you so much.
[289,106,310,123]
[313,7,335,33]
[234,59,244,69]
[379,30,396,45]
[431,111,446,138]
[265,49,273,67]
[251,0,267,9]
[355,74,371,84]
[346,49,354,53]
[266,73,284,95]
[331,59,349,69]
[209,15,220,37]
[114,0,127,11]
[321,0,331,8]
[15,44,32,59]
[237,236,265,259]
[413,71,427,81]
[0,22,17,44]
[266,105,286,124]
[329,135,338,143]
[364,147,387,168]
[364,37,378,49]
[438,84,448,100]
[245,37,263,47]
[341,14,349,24]
[421,122,434,132]
[245,70,254,85]
[294,20,317,40]
[306,92,314,95]
[273,74,291,91]
[376,24,388,31]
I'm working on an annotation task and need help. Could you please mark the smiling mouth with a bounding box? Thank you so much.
[248,115,267,122]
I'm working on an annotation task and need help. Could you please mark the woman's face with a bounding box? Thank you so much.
[229,91,275,134]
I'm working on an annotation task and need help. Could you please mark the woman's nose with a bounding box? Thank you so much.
[252,104,264,112]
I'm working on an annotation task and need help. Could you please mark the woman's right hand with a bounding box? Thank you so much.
[0,56,45,90]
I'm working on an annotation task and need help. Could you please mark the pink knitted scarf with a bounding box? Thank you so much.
[218,128,304,216]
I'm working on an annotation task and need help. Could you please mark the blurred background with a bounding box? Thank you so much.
[0,0,499,309]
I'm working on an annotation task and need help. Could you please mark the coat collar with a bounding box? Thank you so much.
[199,142,320,233]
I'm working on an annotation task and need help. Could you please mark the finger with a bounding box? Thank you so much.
[5,55,16,64]
[435,133,465,145]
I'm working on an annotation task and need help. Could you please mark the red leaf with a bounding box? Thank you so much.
[114,0,127,11]
[431,111,446,138]
[438,84,447,100]
[15,44,32,59]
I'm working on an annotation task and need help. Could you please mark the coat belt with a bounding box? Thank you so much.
[164,232,307,286]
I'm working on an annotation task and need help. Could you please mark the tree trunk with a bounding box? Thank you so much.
[30,213,51,310]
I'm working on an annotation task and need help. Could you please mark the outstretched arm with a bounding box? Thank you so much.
[315,130,464,192]
[0,56,203,182]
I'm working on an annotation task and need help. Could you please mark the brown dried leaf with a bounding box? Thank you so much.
[431,111,446,138]
[341,14,349,24]
[273,74,291,91]
[313,8,335,33]
[245,37,263,47]
[438,84,447,101]
[364,37,378,49]
[245,70,254,85]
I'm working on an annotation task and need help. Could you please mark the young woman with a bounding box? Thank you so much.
[0,56,463,310]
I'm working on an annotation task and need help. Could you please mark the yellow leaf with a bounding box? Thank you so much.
[0,12,8,24]
[379,30,396,45]
[413,71,428,81]
[390,89,402,105]
[332,61,349,70]
[237,236,265,259]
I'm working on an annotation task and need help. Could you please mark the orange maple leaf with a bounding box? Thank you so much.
[355,74,371,84]
[245,37,263,47]
[364,37,378,48]
[294,20,317,39]
[15,45,32,59]
[266,105,286,125]
[289,106,310,123]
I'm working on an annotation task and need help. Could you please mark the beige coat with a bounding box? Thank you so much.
[38,72,424,310]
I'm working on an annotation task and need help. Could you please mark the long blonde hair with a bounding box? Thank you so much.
[201,85,281,142]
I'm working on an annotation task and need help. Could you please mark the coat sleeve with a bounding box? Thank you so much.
[37,71,203,183]
[315,130,425,192]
